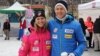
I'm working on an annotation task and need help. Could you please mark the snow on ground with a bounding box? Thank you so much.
[0,37,100,56]
[0,37,21,56]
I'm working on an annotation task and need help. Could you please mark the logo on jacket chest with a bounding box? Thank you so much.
[52,34,58,39]
[65,34,72,39]
[65,29,74,39]
[32,40,40,52]
[65,29,74,34]
[34,40,39,45]
[53,28,58,33]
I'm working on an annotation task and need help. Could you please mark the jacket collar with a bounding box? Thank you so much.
[31,27,46,33]
[55,14,74,24]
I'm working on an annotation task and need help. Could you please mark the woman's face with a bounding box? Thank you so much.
[55,5,67,19]
[35,16,46,28]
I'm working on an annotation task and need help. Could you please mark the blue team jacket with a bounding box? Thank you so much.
[48,15,86,56]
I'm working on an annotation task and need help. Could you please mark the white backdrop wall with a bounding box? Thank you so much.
[78,0,100,22]
[78,9,100,22]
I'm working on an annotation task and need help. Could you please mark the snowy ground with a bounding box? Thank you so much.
[0,37,21,56]
[0,37,100,56]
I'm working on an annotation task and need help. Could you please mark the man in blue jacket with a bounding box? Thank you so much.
[48,1,86,56]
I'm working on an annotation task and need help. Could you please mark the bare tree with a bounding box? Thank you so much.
[7,0,14,5]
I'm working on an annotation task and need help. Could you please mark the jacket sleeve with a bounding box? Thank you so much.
[73,23,86,56]
[22,20,26,29]
[18,35,30,56]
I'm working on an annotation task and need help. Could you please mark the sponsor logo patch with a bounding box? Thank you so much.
[65,34,72,38]
[46,40,51,44]
[34,40,39,45]
[53,28,58,33]
[52,34,57,39]
[65,29,74,34]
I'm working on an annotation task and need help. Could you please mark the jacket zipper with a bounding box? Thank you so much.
[60,22,63,56]
[41,33,43,56]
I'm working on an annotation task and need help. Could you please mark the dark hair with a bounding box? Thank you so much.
[31,16,35,27]
[79,18,84,25]
[79,18,87,35]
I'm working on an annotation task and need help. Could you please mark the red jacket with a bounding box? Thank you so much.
[20,20,26,29]
[85,21,93,32]
[19,28,51,56]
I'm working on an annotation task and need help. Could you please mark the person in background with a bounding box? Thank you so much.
[23,7,34,36]
[19,10,51,56]
[79,18,88,51]
[48,1,86,56]
[3,19,10,40]
[79,18,87,35]
[17,16,26,40]
[93,16,100,51]
[85,16,94,48]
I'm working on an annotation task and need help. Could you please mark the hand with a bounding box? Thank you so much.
[68,53,75,56]
[61,52,68,56]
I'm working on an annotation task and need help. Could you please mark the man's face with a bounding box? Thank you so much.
[55,5,67,19]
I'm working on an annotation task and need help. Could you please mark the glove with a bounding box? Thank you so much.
[68,53,75,56]
[61,52,68,56]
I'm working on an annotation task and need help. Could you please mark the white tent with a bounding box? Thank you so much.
[0,2,27,36]
[0,2,27,13]
[78,0,100,10]
[78,0,100,22]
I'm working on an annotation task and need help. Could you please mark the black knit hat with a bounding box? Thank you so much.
[31,10,45,27]
[55,0,68,10]
[34,10,45,18]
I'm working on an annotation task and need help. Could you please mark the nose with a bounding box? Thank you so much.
[57,9,61,13]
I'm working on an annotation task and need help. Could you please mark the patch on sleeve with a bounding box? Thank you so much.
[46,46,51,50]
[46,40,51,45]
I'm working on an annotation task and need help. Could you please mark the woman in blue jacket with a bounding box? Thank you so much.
[48,1,86,56]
